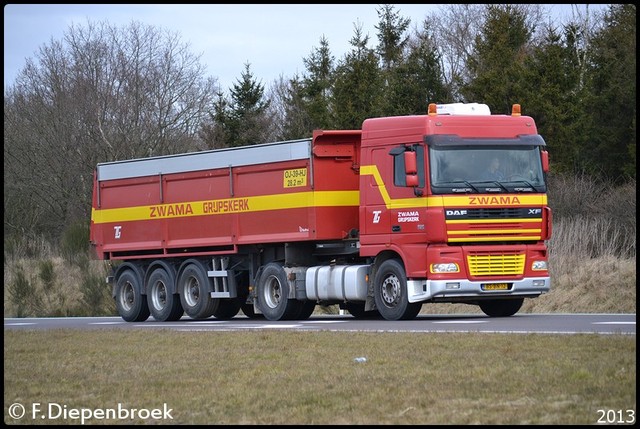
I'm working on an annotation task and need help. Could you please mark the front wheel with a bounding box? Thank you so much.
[479,298,524,317]
[373,259,422,321]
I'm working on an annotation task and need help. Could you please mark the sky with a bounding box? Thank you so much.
[4,4,609,92]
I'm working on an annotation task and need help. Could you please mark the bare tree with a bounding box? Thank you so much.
[4,20,219,239]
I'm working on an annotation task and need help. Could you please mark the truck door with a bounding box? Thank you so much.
[387,144,426,241]
[361,147,391,244]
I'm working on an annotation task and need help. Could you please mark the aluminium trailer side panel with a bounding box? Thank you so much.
[90,138,360,260]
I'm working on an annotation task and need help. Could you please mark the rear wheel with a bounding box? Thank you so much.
[344,302,381,319]
[115,269,150,322]
[178,261,218,320]
[373,259,422,321]
[147,267,183,322]
[256,263,301,321]
[241,303,264,319]
[479,298,524,317]
[292,301,316,320]
[212,298,242,320]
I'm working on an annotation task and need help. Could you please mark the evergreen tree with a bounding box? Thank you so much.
[331,23,384,129]
[384,24,449,115]
[375,4,410,74]
[584,4,636,181]
[300,35,335,130]
[520,23,591,176]
[226,63,271,147]
[461,4,533,113]
[199,91,233,149]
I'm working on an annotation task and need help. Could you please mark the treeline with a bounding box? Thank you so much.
[3,4,636,245]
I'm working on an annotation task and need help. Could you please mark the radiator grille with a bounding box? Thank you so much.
[467,253,525,276]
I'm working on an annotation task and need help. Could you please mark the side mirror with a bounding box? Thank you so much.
[541,150,549,173]
[404,151,418,187]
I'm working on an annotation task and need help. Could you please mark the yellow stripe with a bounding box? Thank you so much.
[92,164,547,224]
[91,190,359,224]
[446,218,541,224]
[449,236,541,242]
[360,165,547,208]
[448,229,541,235]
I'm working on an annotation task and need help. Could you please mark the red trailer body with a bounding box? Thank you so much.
[91,131,361,260]
[90,103,552,322]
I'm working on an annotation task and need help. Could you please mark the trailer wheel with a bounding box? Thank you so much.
[115,269,150,322]
[373,259,422,321]
[479,298,524,317]
[178,262,218,320]
[147,267,183,322]
[241,303,264,319]
[212,298,243,320]
[256,263,300,321]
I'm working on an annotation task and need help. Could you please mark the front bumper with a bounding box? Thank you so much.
[407,277,550,303]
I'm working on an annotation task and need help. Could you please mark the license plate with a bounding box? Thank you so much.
[482,283,510,291]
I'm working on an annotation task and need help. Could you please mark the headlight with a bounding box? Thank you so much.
[431,263,459,273]
[532,260,548,271]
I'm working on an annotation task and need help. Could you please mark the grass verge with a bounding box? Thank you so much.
[3,329,636,425]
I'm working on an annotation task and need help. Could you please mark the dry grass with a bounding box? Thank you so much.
[3,330,635,425]
[421,255,636,315]
[4,254,635,318]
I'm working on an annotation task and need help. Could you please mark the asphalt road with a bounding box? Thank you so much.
[3,313,636,335]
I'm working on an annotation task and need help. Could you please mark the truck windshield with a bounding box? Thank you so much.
[429,145,546,194]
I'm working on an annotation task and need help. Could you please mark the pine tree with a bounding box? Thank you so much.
[227,63,271,147]
[461,4,532,113]
[584,4,636,181]
[331,23,384,129]
[375,4,410,74]
[300,35,335,130]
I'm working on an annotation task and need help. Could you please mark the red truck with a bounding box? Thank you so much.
[90,102,551,322]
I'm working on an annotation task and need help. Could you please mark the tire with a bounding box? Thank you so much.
[292,301,316,320]
[212,298,242,320]
[178,262,218,320]
[146,267,183,322]
[256,263,301,321]
[479,298,524,317]
[115,269,150,322]
[373,259,422,321]
[241,303,264,319]
[344,302,381,319]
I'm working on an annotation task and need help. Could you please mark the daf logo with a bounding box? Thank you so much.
[446,210,467,216]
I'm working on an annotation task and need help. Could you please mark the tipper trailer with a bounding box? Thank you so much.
[90,102,552,322]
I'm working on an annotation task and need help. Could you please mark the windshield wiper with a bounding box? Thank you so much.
[441,180,480,193]
[503,177,540,192]
[474,180,509,192]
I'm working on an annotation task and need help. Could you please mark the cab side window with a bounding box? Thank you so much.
[391,145,425,187]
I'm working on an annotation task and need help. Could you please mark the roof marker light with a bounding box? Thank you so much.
[512,104,521,116]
